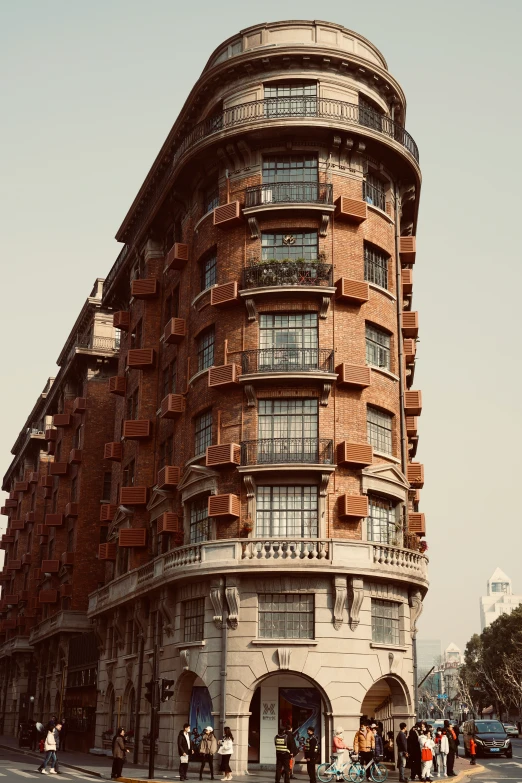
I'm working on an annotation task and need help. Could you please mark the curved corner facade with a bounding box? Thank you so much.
[0,20,426,768]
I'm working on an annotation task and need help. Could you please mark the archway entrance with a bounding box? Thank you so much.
[360,676,412,736]
[247,672,327,769]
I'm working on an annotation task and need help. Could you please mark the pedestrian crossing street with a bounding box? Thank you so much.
[0,771,97,780]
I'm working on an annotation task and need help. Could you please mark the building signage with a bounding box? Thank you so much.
[262,701,277,724]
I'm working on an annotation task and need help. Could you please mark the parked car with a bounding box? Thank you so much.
[503,723,519,738]
[462,720,512,758]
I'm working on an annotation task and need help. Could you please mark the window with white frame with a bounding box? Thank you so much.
[371,599,400,645]
[259,593,314,639]
[366,324,391,370]
[184,597,205,642]
[189,495,211,544]
[367,406,393,454]
[367,496,399,545]
[256,486,318,538]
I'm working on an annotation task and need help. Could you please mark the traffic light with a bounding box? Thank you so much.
[161,678,175,702]
[145,680,155,706]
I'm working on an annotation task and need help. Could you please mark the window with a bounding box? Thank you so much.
[491,582,509,593]
[359,95,384,131]
[102,472,112,501]
[151,611,164,648]
[259,593,314,639]
[67,523,75,552]
[197,327,215,371]
[184,597,205,642]
[123,459,135,487]
[263,154,318,184]
[371,599,400,645]
[126,387,139,420]
[264,82,317,117]
[204,183,220,214]
[162,360,177,399]
[74,425,83,450]
[70,476,78,503]
[262,231,318,261]
[364,243,389,290]
[130,319,142,349]
[159,435,174,471]
[363,173,386,212]
[256,486,318,537]
[126,620,139,655]
[165,286,180,324]
[195,410,212,456]
[189,496,211,543]
[47,537,55,560]
[258,399,318,440]
[259,313,318,370]
[366,324,391,371]
[367,496,398,545]
[367,406,393,454]
[200,253,217,292]
[164,295,173,327]
[51,489,58,513]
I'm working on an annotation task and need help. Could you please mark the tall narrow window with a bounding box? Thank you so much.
[184,597,205,642]
[123,460,135,487]
[359,95,384,131]
[126,387,139,420]
[367,406,393,454]
[197,327,215,371]
[189,497,211,544]
[200,253,217,292]
[258,155,319,204]
[264,82,317,117]
[259,593,314,639]
[371,599,400,645]
[204,183,220,214]
[256,486,318,537]
[130,319,142,349]
[162,360,177,399]
[102,472,112,501]
[365,324,391,370]
[258,398,318,441]
[363,173,386,212]
[195,410,213,456]
[364,243,389,290]
[367,496,398,544]
[259,313,318,371]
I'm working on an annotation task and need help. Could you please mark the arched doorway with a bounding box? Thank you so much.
[245,671,332,771]
[360,675,412,736]
[173,671,214,748]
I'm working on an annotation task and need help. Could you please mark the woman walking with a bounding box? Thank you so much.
[111,727,129,780]
[218,726,234,781]
[38,722,57,775]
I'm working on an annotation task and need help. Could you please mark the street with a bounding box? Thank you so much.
[0,747,99,781]
[469,738,522,783]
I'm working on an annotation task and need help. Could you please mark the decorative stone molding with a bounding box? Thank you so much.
[277,647,291,670]
[226,579,240,630]
[349,577,364,631]
[134,599,148,638]
[319,473,331,496]
[319,296,331,319]
[409,589,423,638]
[319,214,330,238]
[248,216,260,239]
[320,382,332,406]
[361,463,409,503]
[178,465,219,504]
[333,576,347,630]
[91,617,107,653]
[388,652,394,672]
[180,649,190,671]
[210,578,224,629]
[158,588,175,636]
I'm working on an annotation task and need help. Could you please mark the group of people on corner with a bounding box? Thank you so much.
[177,723,235,782]
[397,720,462,783]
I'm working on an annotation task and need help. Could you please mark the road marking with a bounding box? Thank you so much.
[6,770,38,778]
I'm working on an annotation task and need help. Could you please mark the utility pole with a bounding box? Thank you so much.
[148,644,159,781]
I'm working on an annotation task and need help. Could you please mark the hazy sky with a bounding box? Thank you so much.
[1,0,521,652]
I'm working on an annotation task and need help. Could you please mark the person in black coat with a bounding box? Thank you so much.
[407,724,422,781]
[178,723,195,781]
[304,726,319,783]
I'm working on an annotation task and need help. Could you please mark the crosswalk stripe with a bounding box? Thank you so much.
[6,770,38,778]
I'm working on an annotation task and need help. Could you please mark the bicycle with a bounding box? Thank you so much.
[348,753,388,783]
[317,753,352,782]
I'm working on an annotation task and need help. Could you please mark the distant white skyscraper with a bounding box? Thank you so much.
[480,568,522,630]
[417,639,442,676]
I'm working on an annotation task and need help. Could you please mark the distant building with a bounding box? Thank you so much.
[417,639,441,677]
[480,568,522,630]
[444,642,462,666]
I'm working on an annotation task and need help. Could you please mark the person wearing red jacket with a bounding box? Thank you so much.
[469,737,477,766]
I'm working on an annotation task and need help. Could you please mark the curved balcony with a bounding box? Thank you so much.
[88,538,428,616]
[240,437,334,474]
[241,347,335,376]
[243,181,334,216]
[240,259,335,308]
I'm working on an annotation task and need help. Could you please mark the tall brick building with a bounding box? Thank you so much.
[1,20,427,770]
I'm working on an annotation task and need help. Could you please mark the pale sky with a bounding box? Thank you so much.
[1,0,521,652]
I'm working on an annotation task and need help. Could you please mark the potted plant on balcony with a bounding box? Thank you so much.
[240,518,253,538]
[418,540,428,554]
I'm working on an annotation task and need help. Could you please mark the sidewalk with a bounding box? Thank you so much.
[0,735,483,783]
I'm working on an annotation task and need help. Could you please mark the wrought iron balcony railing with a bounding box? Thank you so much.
[242,260,333,290]
[245,181,333,208]
[241,437,334,466]
[241,348,334,375]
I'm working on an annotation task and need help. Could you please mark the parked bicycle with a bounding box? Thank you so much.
[317,753,351,782]
[348,752,388,783]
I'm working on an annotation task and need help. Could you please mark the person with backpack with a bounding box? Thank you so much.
[111,727,130,779]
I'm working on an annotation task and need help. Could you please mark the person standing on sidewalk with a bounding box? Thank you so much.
[469,736,477,766]
[354,721,375,780]
[178,723,194,781]
[274,725,297,783]
[396,723,409,783]
[199,726,218,780]
[437,729,449,777]
[217,726,234,781]
[304,726,319,783]
[407,724,422,781]
[111,727,130,780]
[443,722,457,777]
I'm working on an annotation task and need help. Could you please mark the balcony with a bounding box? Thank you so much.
[243,182,334,216]
[240,438,334,472]
[241,260,334,303]
[66,335,120,364]
[88,537,428,617]
[241,348,335,382]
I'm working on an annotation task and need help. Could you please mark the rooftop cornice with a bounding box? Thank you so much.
[115,43,408,244]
